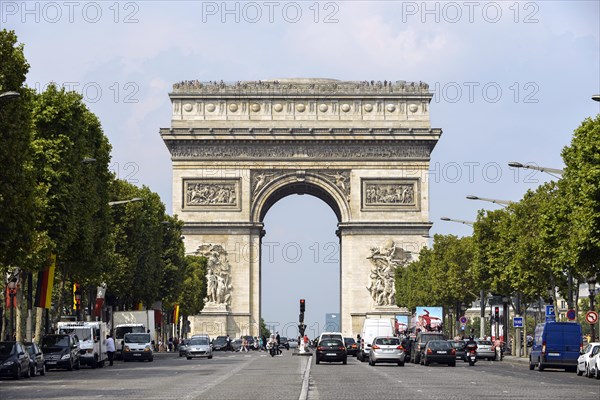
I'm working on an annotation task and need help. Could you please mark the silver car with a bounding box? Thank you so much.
[186,337,213,360]
[368,336,405,366]
[475,340,495,360]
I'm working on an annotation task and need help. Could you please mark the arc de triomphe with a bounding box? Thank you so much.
[160,78,441,337]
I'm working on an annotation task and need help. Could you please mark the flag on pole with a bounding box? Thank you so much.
[173,304,179,324]
[34,254,56,309]
[93,284,107,317]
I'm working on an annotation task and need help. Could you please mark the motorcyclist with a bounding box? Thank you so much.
[463,336,478,361]
[268,334,279,356]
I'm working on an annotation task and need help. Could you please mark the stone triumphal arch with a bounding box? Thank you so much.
[160,78,441,337]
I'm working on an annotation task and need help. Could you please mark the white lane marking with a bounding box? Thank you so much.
[298,356,312,400]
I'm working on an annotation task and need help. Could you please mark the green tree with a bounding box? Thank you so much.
[260,318,271,338]
[561,115,600,281]
[0,30,36,271]
[160,215,186,309]
[178,255,207,316]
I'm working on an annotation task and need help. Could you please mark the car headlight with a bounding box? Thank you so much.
[61,354,71,360]
[144,346,152,352]
[124,346,130,352]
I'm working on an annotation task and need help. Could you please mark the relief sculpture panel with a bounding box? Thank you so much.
[362,179,420,211]
[183,179,240,210]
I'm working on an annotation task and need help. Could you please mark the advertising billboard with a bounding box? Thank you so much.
[413,307,443,332]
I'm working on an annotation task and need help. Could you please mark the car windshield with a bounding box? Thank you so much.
[190,338,209,345]
[24,344,36,355]
[0,342,15,356]
[428,341,452,350]
[344,338,356,345]
[115,326,145,339]
[374,337,400,346]
[449,341,464,349]
[477,340,492,346]
[42,336,70,348]
[125,334,150,344]
[59,327,92,341]
[320,340,343,347]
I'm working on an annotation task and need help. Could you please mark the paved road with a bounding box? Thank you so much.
[1,351,598,400]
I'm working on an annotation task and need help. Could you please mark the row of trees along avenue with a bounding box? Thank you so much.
[0,30,207,342]
[395,111,599,342]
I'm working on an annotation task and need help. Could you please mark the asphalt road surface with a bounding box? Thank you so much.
[1,351,598,400]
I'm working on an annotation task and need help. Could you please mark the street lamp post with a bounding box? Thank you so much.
[108,197,143,206]
[466,195,512,207]
[508,162,564,180]
[589,277,597,342]
[0,91,20,102]
[440,217,474,226]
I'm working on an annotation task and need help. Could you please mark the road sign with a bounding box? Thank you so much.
[513,317,523,328]
[585,311,599,325]
[459,316,467,325]
[545,305,556,322]
[566,309,577,321]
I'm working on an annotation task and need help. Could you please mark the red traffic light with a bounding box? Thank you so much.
[300,299,305,313]
[494,307,500,319]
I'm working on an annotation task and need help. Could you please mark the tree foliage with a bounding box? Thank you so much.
[178,255,207,316]
[0,30,36,270]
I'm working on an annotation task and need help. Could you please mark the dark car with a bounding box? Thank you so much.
[421,340,456,366]
[41,334,80,371]
[344,337,358,357]
[24,342,45,376]
[278,336,289,350]
[179,339,190,357]
[212,336,229,351]
[412,332,445,364]
[315,339,347,365]
[0,341,31,379]
[448,340,466,361]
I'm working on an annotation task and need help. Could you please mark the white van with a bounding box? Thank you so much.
[358,318,395,362]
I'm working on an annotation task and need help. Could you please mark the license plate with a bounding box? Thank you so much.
[46,361,56,365]
[326,353,337,356]
[133,353,141,356]
[437,351,447,354]
[548,352,560,356]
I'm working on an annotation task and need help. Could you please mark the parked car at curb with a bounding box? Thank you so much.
[368,336,405,366]
[421,340,456,367]
[0,341,31,379]
[577,342,600,377]
[41,334,80,371]
[316,339,347,365]
[24,342,45,376]
[588,346,600,379]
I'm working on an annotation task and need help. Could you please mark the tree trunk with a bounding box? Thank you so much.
[34,308,44,344]
[15,281,23,342]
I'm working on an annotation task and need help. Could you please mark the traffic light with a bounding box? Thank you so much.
[299,313,304,323]
[73,283,82,311]
[300,299,305,313]
[494,306,500,321]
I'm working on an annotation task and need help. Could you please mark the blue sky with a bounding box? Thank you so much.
[3,1,599,336]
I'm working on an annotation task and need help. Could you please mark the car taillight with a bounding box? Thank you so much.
[372,345,380,350]
[317,346,325,351]
[339,347,346,351]
[352,344,357,349]
[451,349,456,355]
[396,346,403,350]
[427,348,432,354]
[542,342,546,354]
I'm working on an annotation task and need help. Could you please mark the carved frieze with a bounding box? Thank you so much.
[250,169,350,203]
[172,79,430,94]
[183,179,240,211]
[169,143,431,160]
[362,179,420,211]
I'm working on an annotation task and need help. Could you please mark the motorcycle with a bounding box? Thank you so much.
[467,349,477,366]
[268,342,278,357]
